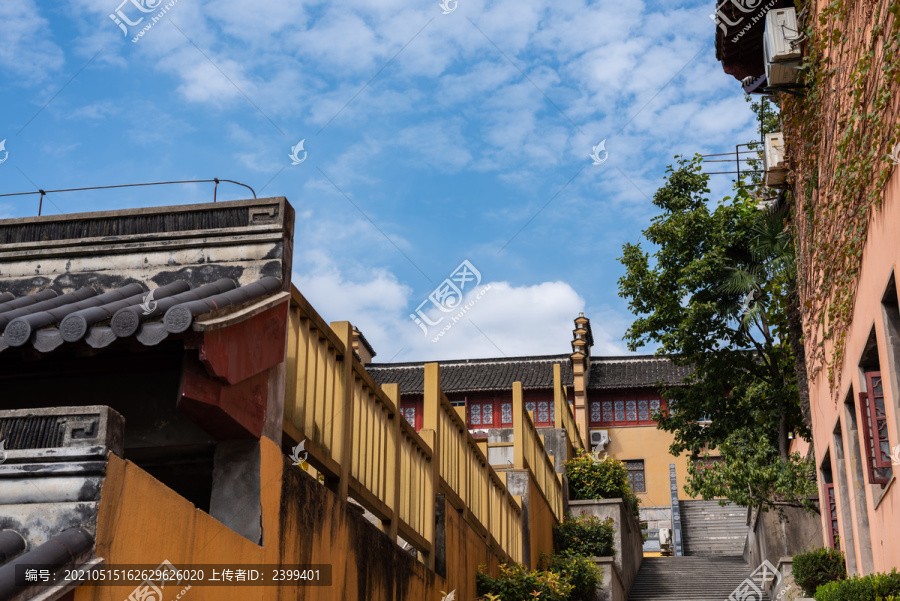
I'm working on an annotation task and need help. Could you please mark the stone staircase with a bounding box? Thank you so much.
[628,556,770,601]
[680,500,748,556]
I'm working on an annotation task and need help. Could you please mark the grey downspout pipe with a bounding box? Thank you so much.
[0,527,93,601]
[0,531,26,564]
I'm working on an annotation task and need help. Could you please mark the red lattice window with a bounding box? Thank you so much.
[858,371,892,486]
[525,400,555,427]
[400,401,422,430]
[590,397,665,426]
[825,483,839,549]
[469,402,494,427]
[501,402,513,425]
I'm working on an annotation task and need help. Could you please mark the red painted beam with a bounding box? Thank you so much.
[178,352,269,439]
[197,302,288,385]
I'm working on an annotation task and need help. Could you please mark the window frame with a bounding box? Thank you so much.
[624,460,646,494]
[400,400,423,430]
[589,394,667,427]
[858,370,892,486]
[824,482,840,549]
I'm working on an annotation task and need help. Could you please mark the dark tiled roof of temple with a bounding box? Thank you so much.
[366,355,574,394]
[587,356,691,390]
[366,354,690,394]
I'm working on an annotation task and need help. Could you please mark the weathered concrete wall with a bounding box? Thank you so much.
[0,198,295,296]
[592,557,625,601]
[84,437,503,601]
[569,499,643,595]
[743,505,821,575]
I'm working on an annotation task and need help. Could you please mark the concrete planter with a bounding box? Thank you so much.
[568,499,643,596]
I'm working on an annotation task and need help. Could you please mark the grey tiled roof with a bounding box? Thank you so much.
[0,276,282,354]
[366,355,574,394]
[588,356,691,390]
[365,354,690,394]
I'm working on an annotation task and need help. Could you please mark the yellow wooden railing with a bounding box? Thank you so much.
[423,363,524,563]
[513,382,565,522]
[284,286,523,566]
[553,363,585,453]
[284,288,435,563]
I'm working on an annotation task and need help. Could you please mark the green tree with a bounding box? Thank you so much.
[617,154,815,512]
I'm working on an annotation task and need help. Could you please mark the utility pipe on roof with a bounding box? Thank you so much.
[110,278,237,338]
[164,276,282,333]
[0,527,93,601]
[59,280,192,342]
[0,288,95,331]
[4,284,144,347]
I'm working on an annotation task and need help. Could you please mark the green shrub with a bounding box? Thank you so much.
[476,563,572,601]
[792,547,847,597]
[554,514,616,557]
[814,570,900,601]
[540,550,603,601]
[564,452,641,518]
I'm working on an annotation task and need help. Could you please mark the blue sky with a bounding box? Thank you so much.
[0,0,756,362]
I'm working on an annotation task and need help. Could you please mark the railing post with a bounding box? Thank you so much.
[422,363,442,570]
[331,321,354,501]
[553,364,563,429]
[382,383,401,543]
[513,381,525,469]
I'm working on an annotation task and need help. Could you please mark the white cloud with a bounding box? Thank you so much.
[0,1,65,83]
[291,252,626,362]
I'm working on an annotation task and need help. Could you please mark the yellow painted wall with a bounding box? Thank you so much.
[527,477,556,568]
[601,425,707,508]
[80,437,503,601]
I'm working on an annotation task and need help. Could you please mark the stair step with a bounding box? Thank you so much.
[628,557,768,601]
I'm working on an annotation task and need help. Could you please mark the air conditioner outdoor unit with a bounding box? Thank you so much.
[764,132,787,187]
[589,429,610,452]
[764,7,802,86]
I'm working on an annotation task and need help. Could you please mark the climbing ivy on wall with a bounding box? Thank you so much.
[783,0,900,399]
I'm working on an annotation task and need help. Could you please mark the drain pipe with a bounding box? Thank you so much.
[0,531,26,565]
[669,464,684,557]
[0,528,94,601]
